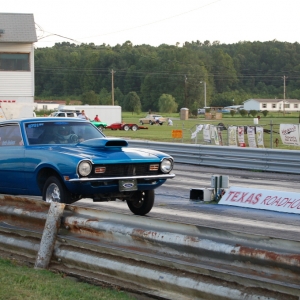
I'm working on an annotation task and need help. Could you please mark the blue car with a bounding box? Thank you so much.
[0,118,175,215]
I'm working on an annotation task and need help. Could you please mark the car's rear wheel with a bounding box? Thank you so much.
[98,125,104,132]
[126,190,154,215]
[131,125,138,131]
[42,176,71,204]
[149,121,153,125]
[140,121,144,125]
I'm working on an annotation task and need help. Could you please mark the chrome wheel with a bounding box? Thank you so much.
[45,183,61,202]
[42,176,70,204]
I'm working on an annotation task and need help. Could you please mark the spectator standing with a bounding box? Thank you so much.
[94,115,100,121]
[78,110,89,120]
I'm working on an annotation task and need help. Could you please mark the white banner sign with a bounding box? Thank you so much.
[228,126,237,146]
[203,124,211,143]
[280,124,300,146]
[247,126,257,148]
[237,126,245,144]
[212,126,219,145]
[256,126,264,148]
[191,124,203,139]
[219,186,300,214]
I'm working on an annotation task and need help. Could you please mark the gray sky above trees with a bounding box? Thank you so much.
[3,0,300,48]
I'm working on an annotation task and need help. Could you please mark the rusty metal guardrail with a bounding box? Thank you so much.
[0,195,299,299]
[127,140,300,174]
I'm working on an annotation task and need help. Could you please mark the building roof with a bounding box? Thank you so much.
[0,13,37,43]
[244,98,300,104]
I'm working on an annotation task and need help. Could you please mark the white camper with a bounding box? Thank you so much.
[57,105,122,124]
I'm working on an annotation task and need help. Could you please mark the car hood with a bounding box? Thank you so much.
[46,138,168,163]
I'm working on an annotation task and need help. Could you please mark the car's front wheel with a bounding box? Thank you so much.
[42,176,71,204]
[126,190,154,215]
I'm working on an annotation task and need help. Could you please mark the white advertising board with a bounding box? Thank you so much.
[279,124,300,146]
[219,186,300,214]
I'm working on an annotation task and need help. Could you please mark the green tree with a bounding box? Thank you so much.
[158,94,178,113]
[114,87,124,107]
[99,88,111,105]
[81,90,98,105]
[262,110,269,117]
[230,110,236,117]
[124,91,141,114]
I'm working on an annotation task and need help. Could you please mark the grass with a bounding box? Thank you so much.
[103,111,300,150]
[0,257,135,300]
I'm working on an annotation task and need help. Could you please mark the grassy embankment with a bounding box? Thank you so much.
[0,257,135,300]
[105,111,300,150]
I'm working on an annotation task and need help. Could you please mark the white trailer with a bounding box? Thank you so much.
[57,105,122,124]
[0,102,35,121]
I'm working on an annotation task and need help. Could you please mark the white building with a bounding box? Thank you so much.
[243,98,300,112]
[0,13,37,105]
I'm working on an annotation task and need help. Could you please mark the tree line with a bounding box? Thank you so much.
[34,40,300,114]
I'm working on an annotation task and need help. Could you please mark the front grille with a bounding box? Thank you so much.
[91,163,160,177]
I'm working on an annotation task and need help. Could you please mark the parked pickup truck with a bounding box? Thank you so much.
[50,111,107,131]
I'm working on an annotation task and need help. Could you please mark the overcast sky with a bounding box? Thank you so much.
[2,0,300,48]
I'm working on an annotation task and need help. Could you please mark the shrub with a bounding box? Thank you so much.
[262,110,269,117]
[249,110,258,117]
[239,109,248,117]
[230,110,236,117]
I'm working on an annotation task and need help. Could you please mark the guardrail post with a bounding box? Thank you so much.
[270,120,273,149]
[34,202,65,269]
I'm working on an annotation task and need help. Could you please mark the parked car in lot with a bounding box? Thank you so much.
[139,114,167,125]
[0,118,175,215]
[217,109,231,114]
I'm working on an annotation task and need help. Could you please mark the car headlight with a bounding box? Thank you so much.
[160,158,173,173]
[78,160,92,177]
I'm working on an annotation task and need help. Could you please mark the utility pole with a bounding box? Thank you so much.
[111,69,116,105]
[283,75,288,115]
[184,75,187,107]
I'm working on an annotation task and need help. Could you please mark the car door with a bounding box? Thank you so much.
[0,123,25,191]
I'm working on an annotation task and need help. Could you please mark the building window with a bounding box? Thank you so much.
[284,103,290,108]
[294,104,298,108]
[262,103,267,108]
[272,104,276,108]
[0,53,30,71]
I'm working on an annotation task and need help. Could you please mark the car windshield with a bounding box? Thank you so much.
[25,121,104,145]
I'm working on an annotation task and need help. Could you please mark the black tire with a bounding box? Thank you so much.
[98,125,104,132]
[42,176,71,204]
[131,125,138,131]
[123,124,130,131]
[149,121,153,125]
[126,190,155,215]
[140,121,144,125]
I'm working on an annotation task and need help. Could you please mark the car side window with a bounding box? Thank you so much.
[0,124,23,146]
